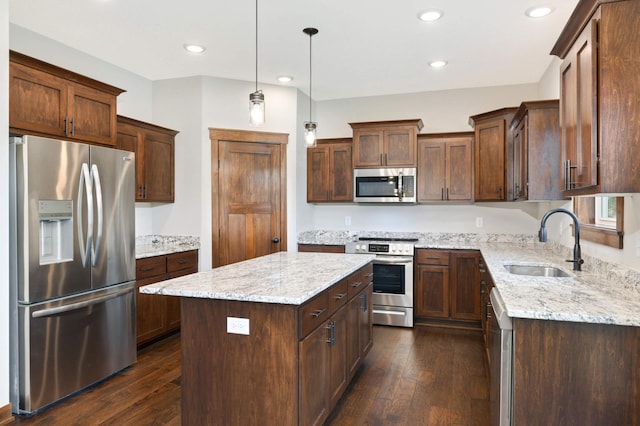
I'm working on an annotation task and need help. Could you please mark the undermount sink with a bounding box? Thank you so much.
[504,264,571,278]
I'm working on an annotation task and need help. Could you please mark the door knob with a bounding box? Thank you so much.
[272,237,280,243]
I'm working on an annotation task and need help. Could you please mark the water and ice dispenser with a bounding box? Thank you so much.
[38,200,74,265]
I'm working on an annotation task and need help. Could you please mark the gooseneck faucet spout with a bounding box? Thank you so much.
[538,208,584,271]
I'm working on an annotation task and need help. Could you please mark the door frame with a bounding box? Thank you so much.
[209,128,288,268]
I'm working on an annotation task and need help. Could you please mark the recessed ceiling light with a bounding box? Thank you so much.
[429,60,447,68]
[277,75,293,83]
[418,9,443,22]
[525,6,554,18]
[184,44,206,54]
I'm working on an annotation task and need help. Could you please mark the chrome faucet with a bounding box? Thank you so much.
[538,208,584,271]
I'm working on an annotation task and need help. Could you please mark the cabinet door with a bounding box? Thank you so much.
[474,120,506,201]
[135,276,166,345]
[328,144,353,201]
[559,17,598,193]
[417,140,446,201]
[307,146,330,202]
[68,83,117,146]
[141,129,175,202]
[165,251,199,331]
[328,307,348,408]
[359,283,373,357]
[384,127,416,167]
[299,322,330,426]
[353,129,384,167]
[346,294,361,378]
[450,251,481,321]
[446,137,473,201]
[512,117,527,200]
[415,264,449,318]
[9,62,68,138]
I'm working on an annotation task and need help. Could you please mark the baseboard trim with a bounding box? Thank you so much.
[0,403,14,426]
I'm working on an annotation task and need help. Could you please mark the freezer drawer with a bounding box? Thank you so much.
[15,282,136,414]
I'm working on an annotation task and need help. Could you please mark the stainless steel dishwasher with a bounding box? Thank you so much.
[490,287,513,426]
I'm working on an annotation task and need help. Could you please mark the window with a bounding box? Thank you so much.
[594,196,616,229]
[573,196,624,249]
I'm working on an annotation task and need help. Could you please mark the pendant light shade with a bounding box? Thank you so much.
[303,27,318,148]
[249,90,265,126]
[249,0,265,126]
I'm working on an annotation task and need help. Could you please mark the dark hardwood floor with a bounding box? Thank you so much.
[13,326,489,426]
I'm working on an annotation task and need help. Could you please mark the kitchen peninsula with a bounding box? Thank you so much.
[139,251,375,426]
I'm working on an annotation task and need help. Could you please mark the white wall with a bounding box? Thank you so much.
[10,25,153,121]
[315,83,539,137]
[1,0,10,410]
[150,76,301,268]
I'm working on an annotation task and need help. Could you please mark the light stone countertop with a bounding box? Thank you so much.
[139,251,376,305]
[298,230,640,327]
[135,235,200,259]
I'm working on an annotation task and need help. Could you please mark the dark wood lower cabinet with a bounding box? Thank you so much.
[135,250,198,346]
[513,318,640,426]
[180,263,373,426]
[414,249,480,325]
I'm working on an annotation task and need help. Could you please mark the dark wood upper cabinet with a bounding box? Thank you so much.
[510,100,563,201]
[9,50,124,146]
[551,0,640,195]
[117,116,178,202]
[469,108,517,201]
[417,132,474,202]
[350,119,423,168]
[307,138,353,202]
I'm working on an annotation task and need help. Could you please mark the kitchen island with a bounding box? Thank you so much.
[140,251,375,426]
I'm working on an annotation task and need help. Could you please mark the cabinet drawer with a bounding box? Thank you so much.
[328,279,349,315]
[299,292,330,339]
[415,249,450,266]
[136,256,166,279]
[347,264,373,299]
[167,250,198,273]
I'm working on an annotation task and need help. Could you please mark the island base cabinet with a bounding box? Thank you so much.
[179,263,373,426]
[181,298,299,426]
[513,319,640,426]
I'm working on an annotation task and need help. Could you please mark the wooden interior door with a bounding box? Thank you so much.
[211,128,288,268]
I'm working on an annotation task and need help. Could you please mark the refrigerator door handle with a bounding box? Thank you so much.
[31,287,133,319]
[90,164,104,266]
[77,163,93,267]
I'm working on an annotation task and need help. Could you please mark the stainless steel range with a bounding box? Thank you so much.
[345,237,416,327]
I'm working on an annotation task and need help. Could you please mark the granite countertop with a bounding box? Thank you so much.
[139,252,376,305]
[135,235,200,259]
[298,230,640,327]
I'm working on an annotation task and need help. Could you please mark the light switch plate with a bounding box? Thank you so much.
[227,317,250,335]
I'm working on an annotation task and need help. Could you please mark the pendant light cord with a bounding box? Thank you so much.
[308,31,312,121]
[255,0,258,92]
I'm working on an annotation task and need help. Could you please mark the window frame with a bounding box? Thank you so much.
[572,196,624,249]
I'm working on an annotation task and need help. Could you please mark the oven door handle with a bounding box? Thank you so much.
[373,256,414,264]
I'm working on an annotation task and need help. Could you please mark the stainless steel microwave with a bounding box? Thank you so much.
[353,168,416,203]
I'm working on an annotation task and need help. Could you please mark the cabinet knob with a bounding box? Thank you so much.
[272,237,280,243]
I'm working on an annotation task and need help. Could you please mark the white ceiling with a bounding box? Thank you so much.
[9,0,578,101]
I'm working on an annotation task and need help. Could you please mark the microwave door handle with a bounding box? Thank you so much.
[398,174,403,201]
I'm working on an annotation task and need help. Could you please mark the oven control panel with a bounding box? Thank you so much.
[345,242,414,255]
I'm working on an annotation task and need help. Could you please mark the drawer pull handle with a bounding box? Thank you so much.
[334,293,347,300]
[365,272,374,278]
[352,281,362,288]
[311,308,326,318]
[140,267,156,272]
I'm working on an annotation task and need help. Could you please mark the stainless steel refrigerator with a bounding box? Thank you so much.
[9,135,136,415]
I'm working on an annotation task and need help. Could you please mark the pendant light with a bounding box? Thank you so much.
[303,27,318,148]
[249,0,265,126]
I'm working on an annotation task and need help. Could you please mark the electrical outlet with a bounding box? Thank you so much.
[345,216,352,226]
[227,317,250,335]
[475,217,483,228]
